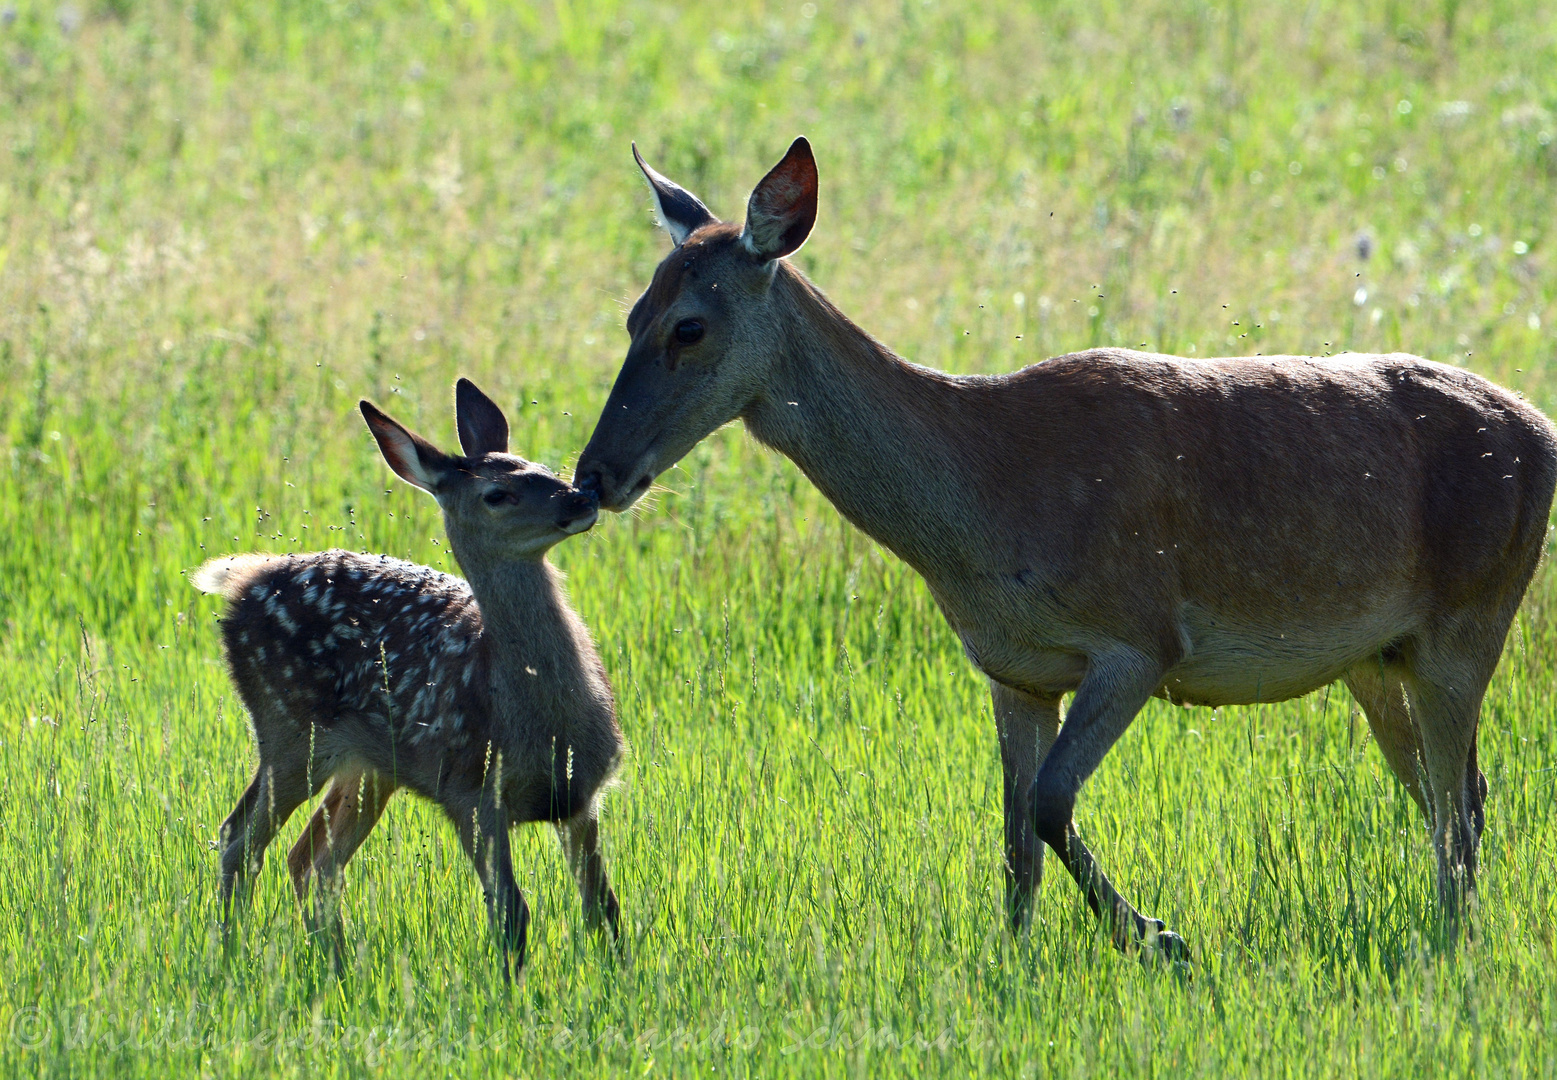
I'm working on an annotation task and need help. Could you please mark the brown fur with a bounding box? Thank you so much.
[577,141,1557,955]
[200,381,623,976]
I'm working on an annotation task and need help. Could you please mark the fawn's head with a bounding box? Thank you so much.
[576,138,819,511]
[362,379,598,565]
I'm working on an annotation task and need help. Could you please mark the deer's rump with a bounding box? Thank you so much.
[956,351,1557,703]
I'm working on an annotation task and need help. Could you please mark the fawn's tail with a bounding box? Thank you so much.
[191,553,280,600]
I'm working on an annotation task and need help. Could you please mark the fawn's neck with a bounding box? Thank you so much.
[454,553,601,716]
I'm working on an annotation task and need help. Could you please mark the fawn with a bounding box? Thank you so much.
[195,378,623,975]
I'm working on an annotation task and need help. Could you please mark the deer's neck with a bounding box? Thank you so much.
[742,270,983,579]
[456,554,604,718]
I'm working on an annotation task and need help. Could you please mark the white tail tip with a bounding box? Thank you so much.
[190,554,277,599]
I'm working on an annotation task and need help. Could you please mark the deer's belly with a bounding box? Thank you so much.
[959,608,1407,706]
[1155,663,1339,708]
[959,636,1089,697]
[1159,616,1407,706]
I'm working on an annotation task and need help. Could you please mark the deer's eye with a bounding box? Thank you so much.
[674,319,704,345]
[483,490,509,506]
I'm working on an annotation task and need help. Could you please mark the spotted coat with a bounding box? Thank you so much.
[220,550,490,750]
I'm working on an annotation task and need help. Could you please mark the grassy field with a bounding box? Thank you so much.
[3,0,1557,1074]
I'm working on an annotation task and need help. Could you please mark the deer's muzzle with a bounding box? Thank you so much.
[557,490,600,534]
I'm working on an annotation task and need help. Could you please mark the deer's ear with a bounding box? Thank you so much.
[741,137,817,262]
[455,378,509,457]
[361,400,451,494]
[634,142,717,246]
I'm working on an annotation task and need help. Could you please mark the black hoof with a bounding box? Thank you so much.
[592,891,621,939]
[1007,910,1034,941]
[1155,930,1190,961]
[1145,920,1191,963]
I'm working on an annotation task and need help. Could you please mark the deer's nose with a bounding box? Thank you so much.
[575,468,605,500]
[557,490,599,535]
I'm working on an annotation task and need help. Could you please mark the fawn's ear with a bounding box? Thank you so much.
[741,137,817,262]
[634,142,717,246]
[455,378,509,457]
[361,400,452,494]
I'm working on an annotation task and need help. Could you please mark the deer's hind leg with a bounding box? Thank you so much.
[287,771,396,952]
[1343,659,1429,821]
[219,756,318,921]
[1406,656,1490,921]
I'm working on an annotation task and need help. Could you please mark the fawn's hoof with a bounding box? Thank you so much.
[586,890,622,938]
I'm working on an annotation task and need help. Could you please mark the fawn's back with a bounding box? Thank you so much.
[204,550,499,822]
[206,548,486,759]
[203,547,619,822]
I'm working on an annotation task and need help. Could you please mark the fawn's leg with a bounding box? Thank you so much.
[219,760,315,921]
[991,683,1062,936]
[286,771,395,952]
[449,799,528,980]
[1027,646,1188,958]
[555,808,621,940]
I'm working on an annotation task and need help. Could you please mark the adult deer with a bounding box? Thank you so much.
[575,137,1556,957]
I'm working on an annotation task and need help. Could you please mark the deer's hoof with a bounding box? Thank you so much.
[1152,935,1192,971]
[587,890,621,939]
[1156,930,1190,961]
[1144,920,1191,964]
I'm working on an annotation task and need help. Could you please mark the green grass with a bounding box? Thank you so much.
[3,0,1557,1074]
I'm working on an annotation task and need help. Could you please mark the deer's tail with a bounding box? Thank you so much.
[191,554,280,600]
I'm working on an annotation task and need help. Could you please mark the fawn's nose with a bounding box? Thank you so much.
[557,490,599,535]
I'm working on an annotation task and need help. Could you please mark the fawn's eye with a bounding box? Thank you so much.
[483,490,509,506]
[673,319,704,345]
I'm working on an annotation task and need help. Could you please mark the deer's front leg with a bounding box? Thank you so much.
[1027,646,1189,960]
[556,808,622,941]
[452,800,529,980]
[991,683,1062,936]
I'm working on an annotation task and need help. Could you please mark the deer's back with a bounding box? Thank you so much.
[935,351,1556,699]
[218,550,492,753]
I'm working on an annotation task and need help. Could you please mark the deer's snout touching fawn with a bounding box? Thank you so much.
[195,378,623,977]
